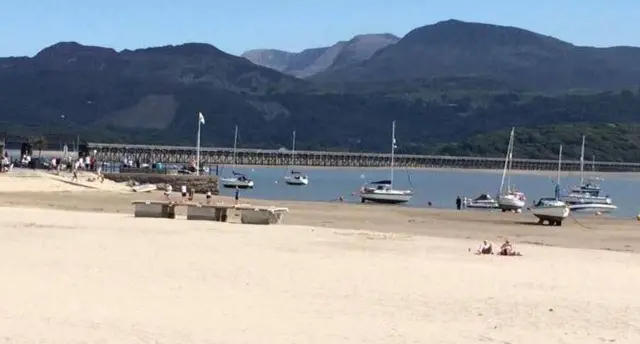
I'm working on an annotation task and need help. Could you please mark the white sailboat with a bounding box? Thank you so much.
[360,121,413,204]
[284,130,309,186]
[532,144,570,225]
[220,125,255,189]
[497,127,526,212]
[561,135,616,213]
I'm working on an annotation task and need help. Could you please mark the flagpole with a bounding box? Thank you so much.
[196,114,201,176]
[390,120,395,187]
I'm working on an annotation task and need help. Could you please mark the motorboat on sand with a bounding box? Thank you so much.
[464,194,499,209]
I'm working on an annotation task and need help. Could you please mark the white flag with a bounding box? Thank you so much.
[198,112,205,124]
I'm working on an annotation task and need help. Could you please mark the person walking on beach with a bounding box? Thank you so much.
[180,185,187,201]
[164,184,173,200]
[456,196,462,210]
[206,189,212,204]
[234,186,240,205]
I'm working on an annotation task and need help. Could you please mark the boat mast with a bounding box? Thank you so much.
[499,127,515,194]
[507,137,513,191]
[556,144,563,200]
[390,121,396,187]
[232,125,238,169]
[291,130,296,169]
[579,135,585,185]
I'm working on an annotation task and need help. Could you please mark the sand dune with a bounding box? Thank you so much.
[0,207,638,343]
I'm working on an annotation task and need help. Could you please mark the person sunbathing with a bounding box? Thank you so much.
[498,239,522,256]
[475,240,493,255]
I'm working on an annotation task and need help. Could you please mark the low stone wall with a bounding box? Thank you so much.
[104,173,219,194]
[119,167,169,174]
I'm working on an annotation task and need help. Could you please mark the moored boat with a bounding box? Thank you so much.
[283,130,309,186]
[221,171,254,189]
[284,171,309,185]
[532,198,570,225]
[359,121,413,204]
[496,127,526,212]
[560,135,616,213]
[221,125,255,189]
[464,194,499,209]
[531,145,570,226]
[360,180,412,204]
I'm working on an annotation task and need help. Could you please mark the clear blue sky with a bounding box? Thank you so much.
[2,0,639,57]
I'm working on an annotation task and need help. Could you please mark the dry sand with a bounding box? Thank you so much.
[1,172,640,343]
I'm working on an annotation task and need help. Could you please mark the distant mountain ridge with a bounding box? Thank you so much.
[241,33,399,78]
[2,20,640,160]
[311,19,640,90]
[0,41,305,132]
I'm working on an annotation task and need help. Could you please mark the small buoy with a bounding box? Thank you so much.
[360,174,365,179]
[275,180,278,184]
[636,214,640,221]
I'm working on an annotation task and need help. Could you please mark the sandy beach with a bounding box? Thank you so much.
[1,170,639,343]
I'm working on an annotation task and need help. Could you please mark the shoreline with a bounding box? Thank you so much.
[6,149,640,177]
[1,186,638,253]
[116,163,640,179]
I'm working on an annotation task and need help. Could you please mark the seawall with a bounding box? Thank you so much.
[104,173,219,194]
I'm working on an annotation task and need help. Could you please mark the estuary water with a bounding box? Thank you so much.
[216,166,640,219]
[5,147,639,218]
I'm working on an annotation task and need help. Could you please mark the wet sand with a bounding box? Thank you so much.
[2,188,640,253]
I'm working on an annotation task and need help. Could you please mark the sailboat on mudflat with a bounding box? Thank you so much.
[359,121,413,204]
[496,127,526,212]
[531,144,570,226]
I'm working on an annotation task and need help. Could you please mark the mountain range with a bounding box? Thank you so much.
[2,19,640,160]
[246,19,640,91]
[241,33,399,78]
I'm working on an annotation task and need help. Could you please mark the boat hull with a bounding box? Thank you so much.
[569,203,617,213]
[464,200,499,209]
[284,176,309,185]
[221,178,254,189]
[497,196,526,211]
[561,195,611,205]
[532,206,570,221]
[361,192,412,204]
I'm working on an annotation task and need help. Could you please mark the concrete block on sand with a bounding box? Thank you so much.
[132,201,176,219]
[185,203,229,222]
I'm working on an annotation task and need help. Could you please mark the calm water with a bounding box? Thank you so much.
[216,166,640,219]
[6,148,639,218]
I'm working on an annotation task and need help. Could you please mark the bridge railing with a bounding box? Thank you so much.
[86,142,640,169]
